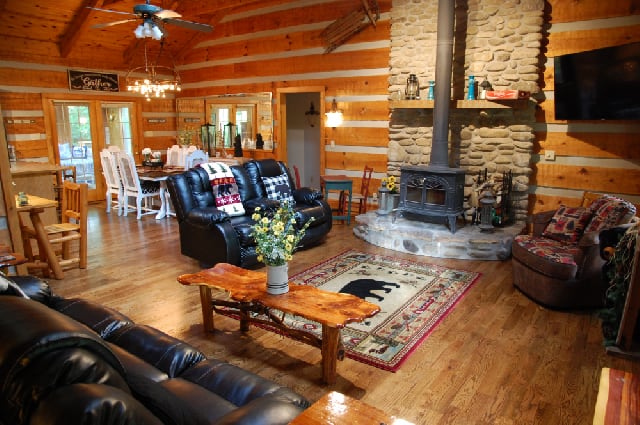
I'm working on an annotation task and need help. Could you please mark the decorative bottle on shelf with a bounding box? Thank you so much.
[427,81,435,100]
[467,75,476,100]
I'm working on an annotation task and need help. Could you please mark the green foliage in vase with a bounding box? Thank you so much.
[251,199,313,266]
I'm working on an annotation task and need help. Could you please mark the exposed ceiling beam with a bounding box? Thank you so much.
[59,0,105,58]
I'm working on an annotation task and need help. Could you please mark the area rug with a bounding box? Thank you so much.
[240,249,481,372]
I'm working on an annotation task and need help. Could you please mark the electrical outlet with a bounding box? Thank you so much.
[544,150,555,161]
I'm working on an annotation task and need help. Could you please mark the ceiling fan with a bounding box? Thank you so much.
[90,0,213,40]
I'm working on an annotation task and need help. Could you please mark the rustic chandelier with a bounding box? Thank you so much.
[126,39,181,101]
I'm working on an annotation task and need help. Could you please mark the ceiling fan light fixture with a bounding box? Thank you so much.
[134,20,163,40]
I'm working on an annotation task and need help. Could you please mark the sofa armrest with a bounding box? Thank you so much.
[531,210,556,236]
[185,207,229,228]
[293,187,323,204]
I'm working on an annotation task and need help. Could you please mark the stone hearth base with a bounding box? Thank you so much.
[353,212,523,261]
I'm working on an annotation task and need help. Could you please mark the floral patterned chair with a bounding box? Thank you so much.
[512,193,637,309]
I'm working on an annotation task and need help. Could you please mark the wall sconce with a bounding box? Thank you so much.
[305,102,320,127]
[325,98,343,128]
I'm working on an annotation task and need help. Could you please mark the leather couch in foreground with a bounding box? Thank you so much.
[0,274,309,425]
[167,159,332,268]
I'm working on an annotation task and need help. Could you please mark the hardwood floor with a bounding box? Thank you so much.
[48,204,639,424]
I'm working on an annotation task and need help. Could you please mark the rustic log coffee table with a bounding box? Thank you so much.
[177,263,380,384]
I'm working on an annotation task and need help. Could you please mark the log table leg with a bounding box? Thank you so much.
[321,325,341,385]
[199,286,215,332]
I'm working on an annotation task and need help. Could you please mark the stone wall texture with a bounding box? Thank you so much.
[389,0,545,223]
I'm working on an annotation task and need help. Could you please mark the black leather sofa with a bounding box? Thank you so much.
[166,159,332,268]
[0,274,309,425]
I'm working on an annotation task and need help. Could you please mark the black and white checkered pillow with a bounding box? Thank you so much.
[262,174,295,206]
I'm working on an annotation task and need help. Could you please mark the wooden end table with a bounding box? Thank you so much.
[290,391,414,424]
[177,263,380,384]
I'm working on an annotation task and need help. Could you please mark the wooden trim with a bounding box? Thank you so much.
[0,105,26,269]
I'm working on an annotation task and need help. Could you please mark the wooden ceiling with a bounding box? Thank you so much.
[0,0,284,71]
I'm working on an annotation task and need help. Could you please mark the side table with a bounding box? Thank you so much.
[290,391,414,424]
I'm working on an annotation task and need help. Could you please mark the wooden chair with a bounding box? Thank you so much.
[22,181,88,273]
[293,165,301,188]
[344,165,374,214]
[118,152,161,219]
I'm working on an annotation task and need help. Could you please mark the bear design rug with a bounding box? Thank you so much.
[224,249,481,372]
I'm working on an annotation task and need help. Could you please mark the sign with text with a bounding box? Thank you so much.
[68,70,119,92]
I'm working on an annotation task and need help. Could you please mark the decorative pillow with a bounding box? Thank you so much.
[542,205,593,244]
[584,195,636,234]
[261,174,295,206]
[200,162,246,217]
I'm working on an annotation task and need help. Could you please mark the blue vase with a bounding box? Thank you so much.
[467,75,476,100]
[427,81,435,100]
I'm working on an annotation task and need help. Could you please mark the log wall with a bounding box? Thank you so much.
[1,0,640,216]
[533,0,640,213]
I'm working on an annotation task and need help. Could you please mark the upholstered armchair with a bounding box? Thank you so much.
[512,194,637,309]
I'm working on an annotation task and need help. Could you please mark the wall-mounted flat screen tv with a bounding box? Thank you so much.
[554,42,640,120]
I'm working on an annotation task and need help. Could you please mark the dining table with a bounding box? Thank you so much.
[137,167,184,220]
[15,194,63,279]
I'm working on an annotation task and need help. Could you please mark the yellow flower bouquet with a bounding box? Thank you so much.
[382,175,399,194]
[251,200,313,266]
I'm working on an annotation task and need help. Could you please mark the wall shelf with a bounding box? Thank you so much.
[389,99,529,109]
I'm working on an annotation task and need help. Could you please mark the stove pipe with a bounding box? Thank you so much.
[431,0,455,169]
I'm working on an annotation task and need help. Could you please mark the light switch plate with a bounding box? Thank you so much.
[544,150,555,161]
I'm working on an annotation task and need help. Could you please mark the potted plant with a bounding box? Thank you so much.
[250,200,313,294]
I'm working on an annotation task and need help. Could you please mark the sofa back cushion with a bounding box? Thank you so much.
[107,324,206,378]
[584,195,637,233]
[542,205,593,244]
[230,164,258,202]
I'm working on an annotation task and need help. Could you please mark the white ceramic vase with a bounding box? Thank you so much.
[266,263,289,295]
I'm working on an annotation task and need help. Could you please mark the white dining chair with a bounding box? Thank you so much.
[185,149,209,169]
[99,149,123,215]
[166,145,182,168]
[117,153,161,219]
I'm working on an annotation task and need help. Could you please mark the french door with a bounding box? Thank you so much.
[50,99,136,202]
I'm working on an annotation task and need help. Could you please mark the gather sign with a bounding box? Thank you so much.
[68,70,119,92]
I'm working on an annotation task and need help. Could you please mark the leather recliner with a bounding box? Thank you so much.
[167,159,332,268]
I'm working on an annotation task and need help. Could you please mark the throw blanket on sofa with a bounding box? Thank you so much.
[200,162,245,217]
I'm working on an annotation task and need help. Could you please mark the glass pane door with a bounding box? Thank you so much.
[102,104,133,154]
[54,102,95,189]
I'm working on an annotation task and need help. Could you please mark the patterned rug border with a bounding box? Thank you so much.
[221,249,482,372]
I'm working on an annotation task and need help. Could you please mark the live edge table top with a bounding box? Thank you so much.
[177,263,380,329]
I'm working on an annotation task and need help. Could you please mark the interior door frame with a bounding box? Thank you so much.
[276,86,326,173]
[42,94,143,202]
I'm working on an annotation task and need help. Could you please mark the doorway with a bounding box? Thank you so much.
[281,91,323,189]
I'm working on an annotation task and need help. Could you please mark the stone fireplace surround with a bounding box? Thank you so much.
[386,0,544,225]
[352,0,545,259]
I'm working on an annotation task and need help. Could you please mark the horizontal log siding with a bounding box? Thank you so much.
[533,0,640,214]
[178,0,391,177]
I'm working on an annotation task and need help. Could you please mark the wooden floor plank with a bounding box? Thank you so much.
[45,203,640,425]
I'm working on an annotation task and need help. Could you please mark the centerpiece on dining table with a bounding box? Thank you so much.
[251,199,313,294]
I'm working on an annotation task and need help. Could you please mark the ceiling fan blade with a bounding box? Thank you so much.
[92,19,138,29]
[86,6,136,17]
[163,18,213,33]
[155,10,182,20]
